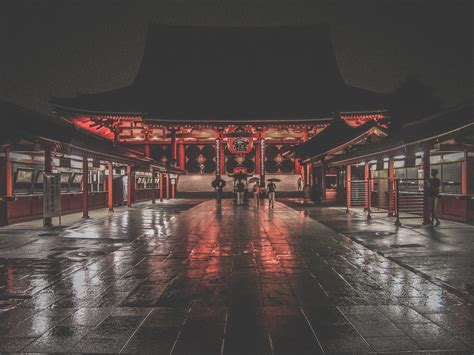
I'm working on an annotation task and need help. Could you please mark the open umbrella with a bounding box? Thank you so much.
[267,178,281,182]
[248,177,259,184]
[232,172,247,181]
[212,177,226,188]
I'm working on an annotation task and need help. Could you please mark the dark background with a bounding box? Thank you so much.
[0,0,472,114]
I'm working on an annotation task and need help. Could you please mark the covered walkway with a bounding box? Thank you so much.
[0,200,472,353]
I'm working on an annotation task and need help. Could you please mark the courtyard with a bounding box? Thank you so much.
[0,199,472,353]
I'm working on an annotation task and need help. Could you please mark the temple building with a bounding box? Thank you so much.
[50,24,388,194]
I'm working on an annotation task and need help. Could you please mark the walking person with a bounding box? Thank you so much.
[252,182,260,206]
[236,180,245,205]
[212,175,225,204]
[427,168,441,226]
[267,181,276,209]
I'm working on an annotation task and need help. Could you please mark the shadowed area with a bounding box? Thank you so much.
[0,199,472,353]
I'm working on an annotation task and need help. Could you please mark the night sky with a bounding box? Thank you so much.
[0,0,472,114]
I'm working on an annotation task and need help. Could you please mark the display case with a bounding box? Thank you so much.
[60,171,72,192]
[32,170,44,194]
[70,173,83,192]
[13,167,34,194]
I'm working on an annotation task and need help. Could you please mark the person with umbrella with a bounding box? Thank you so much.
[248,177,260,206]
[235,179,246,205]
[267,178,280,209]
[212,175,226,204]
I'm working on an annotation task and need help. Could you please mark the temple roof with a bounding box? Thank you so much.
[292,119,387,162]
[0,99,180,172]
[51,24,388,121]
[328,102,474,166]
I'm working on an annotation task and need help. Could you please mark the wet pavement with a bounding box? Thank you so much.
[0,199,473,353]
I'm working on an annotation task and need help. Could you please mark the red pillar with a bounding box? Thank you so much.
[255,140,261,177]
[260,138,265,186]
[178,144,185,171]
[422,146,431,225]
[6,154,13,197]
[321,161,327,201]
[171,129,177,162]
[461,149,468,195]
[165,174,170,200]
[294,157,301,175]
[364,162,370,210]
[82,157,89,218]
[159,172,164,202]
[346,163,351,212]
[44,147,53,227]
[151,170,156,204]
[108,162,113,212]
[127,165,132,208]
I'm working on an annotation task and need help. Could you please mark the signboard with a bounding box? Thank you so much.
[43,173,61,219]
[233,167,248,175]
[226,127,254,154]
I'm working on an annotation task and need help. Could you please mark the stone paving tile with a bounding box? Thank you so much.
[0,199,473,353]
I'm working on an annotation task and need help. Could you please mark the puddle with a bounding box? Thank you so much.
[39,232,60,237]
[390,243,425,248]
[375,231,397,236]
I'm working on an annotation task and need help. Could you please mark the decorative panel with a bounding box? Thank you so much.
[185,145,216,174]
[224,146,255,174]
[265,144,294,174]
[150,145,171,164]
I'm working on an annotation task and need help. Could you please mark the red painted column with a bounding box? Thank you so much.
[151,170,156,204]
[178,144,185,171]
[165,174,170,200]
[6,152,13,197]
[364,162,370,209]
[346,163,351,212]
[461,149,468,195]
[171,179,175,199]
[44,147,53,227]
[260,138,266,186]
[422,146,431,225]
[294,156,301,174]
[171,129,177,162]
[82,157,89,218]
[127,165,132,208]
[108,162,113,212]
[321,161,327,201]
[159,172,164,202]
[255,140,261,177]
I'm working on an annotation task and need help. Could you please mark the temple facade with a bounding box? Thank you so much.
[50,24,388,193]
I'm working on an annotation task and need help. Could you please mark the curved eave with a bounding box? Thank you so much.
[50,102,143,117]
[143,116,335,126]
[300,126,388,164]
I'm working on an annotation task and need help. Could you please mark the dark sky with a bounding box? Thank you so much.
[0,0,472,114]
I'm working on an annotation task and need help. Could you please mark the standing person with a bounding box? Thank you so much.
[427,168,441,226]
[267,181,276,209]
[212,175,225,204]
[297,176,302,191]
[252,182,260,206]
[236,180,245,205]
